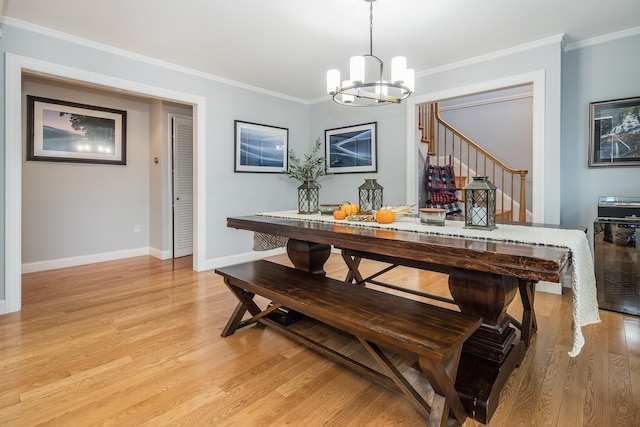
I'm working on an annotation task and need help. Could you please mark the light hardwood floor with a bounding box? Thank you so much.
[1,254,638,426]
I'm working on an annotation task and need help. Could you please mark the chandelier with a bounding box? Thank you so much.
[326,0,414,106]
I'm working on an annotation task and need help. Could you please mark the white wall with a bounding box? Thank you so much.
[22,76,151,267]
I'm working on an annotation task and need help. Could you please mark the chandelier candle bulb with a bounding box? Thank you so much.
[327,69,340,94]
[404,69,415,93]
[350,56,365,84]
[391,56,407,83]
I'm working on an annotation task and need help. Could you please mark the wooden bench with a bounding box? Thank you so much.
[215,260,481,427]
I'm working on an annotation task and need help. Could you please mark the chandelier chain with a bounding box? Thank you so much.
[369,0,374,56]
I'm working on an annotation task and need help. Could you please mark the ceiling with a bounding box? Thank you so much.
[2,0,639,102]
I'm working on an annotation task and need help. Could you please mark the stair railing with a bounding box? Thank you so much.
[419,102,529,222]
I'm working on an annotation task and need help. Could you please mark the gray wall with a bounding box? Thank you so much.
[0,23,309,306]
[562,33,640,233]
[1,19,639,309]
[22,76,151,264]
[438,86,533,174]
[412,39,564,224]
[309,101,407,207]
[438,86,534,210]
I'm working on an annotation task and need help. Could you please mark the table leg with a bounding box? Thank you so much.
[281,239,332,325]
[286,239,331,275]
[448,267,527,424]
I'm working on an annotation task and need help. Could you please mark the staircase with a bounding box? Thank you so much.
[419,102,529,222]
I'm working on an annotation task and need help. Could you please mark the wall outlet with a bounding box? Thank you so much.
[134,225,140,234]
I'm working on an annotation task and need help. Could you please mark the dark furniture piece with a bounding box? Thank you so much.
[594,218,640,316]
[216,260,481,427]
[225,215,572,423]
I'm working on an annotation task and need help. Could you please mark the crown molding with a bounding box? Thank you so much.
[417,34,566,78]
[565,26,640,50]
[0,16,310,105]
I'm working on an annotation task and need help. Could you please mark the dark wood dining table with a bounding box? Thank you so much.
[226,214,573,423]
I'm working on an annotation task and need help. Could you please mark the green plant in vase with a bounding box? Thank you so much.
[284,137,329,214]
[284,137,329,184]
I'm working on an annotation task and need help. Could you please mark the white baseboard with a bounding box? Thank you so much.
[205,247,287,271]
[21,247,151,274]
[536,280,562,295]
[149,247,172,260]
[0,299,6,315]
[21,246,286,275]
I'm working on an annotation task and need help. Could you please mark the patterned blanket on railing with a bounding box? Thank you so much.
[424,164,462,215]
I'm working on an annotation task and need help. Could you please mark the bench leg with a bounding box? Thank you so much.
[357,337,431,420]
[419,348,468,427]
[428,395,447,427]
[221,279,271,337]
[341,250,364,284]
[222,300,250,337]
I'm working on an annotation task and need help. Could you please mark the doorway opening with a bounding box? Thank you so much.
[5,53,207,314]
[405,71,547,224]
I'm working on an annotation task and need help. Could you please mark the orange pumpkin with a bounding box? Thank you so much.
[340,202,359,215]
[375,209,395,224]
[332,210,347,220]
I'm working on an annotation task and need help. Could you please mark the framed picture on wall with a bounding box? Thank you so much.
[27,96,127,165]
[234,120,288,173]
[589,96,640,167]
[325,122,377,174]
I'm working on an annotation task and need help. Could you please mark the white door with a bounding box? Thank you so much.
[172,116,193,258]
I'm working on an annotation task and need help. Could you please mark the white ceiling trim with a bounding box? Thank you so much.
[565,25,640,50]
[417,34,565,79]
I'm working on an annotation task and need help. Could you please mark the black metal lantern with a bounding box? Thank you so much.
[358,179,383,212]
[298,180,319,214]
[464,176,497,230]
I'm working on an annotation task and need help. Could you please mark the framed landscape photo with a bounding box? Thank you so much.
[325,122,377,174]
[234,120,288,173]
[589,96,640,167]
[27,96,127,165]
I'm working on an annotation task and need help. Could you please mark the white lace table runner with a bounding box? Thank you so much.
[257,211,600,357]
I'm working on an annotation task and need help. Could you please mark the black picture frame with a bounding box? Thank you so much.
[589,96,640,167]
[325,122,377,174]
[234,120,288,173]
[27,96,127,165]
